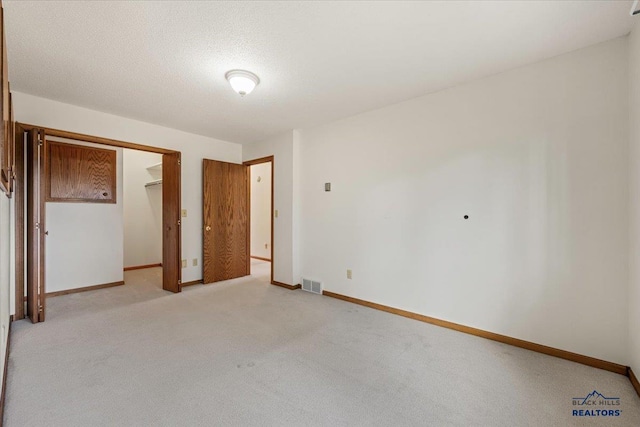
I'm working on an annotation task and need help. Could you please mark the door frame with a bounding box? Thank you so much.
[243,156,274,285]
[15,123,183,321]
[13,123,24,320]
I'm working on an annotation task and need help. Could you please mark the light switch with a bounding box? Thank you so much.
[347,269,352,279]
[182,209,187,217]
[182,259,187,268]
[325,183,331,192]
[192,258,198,266]
[275,209,279,218]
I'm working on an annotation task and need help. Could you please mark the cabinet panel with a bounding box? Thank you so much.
[47,141,116,203]
[0,4,8,194]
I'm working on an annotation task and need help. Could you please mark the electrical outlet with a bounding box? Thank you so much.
[192,258,197,266]
[182,259,187,268]
[347,269,352,279]
[182,209,187,217]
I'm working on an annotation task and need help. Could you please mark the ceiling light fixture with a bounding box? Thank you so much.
[225,70,260,96]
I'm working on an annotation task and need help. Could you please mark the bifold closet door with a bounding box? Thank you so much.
[202,159,249,284]
[26,128,46,323]
[162,152,181,293]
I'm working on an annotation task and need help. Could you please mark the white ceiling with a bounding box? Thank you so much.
[3,1,637,144]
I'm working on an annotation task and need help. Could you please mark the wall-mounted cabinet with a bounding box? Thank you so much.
[47,141,117,203]
[0,1,14,196]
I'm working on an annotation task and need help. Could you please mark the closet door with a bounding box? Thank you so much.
[162,152,181,292]
[26,128,46,323]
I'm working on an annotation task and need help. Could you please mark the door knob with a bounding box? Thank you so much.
[205,226,211,232]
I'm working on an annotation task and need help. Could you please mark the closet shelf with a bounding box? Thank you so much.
[145,179,163,188]
[146,162,162,171]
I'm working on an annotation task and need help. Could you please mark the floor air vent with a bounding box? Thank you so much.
[301,278,323,295]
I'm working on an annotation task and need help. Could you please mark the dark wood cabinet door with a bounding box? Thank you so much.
[46,141,117,203]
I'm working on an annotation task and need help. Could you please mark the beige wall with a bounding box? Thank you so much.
[297,37,630,364]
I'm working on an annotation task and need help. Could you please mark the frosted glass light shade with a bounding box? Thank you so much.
[225,70,260,96]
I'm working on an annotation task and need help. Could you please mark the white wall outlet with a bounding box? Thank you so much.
[347,269,352,279]
[182,259,187,268]
[192,258,198,266]
[181,209,187,217]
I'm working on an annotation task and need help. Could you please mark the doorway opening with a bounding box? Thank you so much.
[248,160,272,280]
[244,156,274,284]
[122,149,164,293]
[14,124,182,323]
[124,150,163,273]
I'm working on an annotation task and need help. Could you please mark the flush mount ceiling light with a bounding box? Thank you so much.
[225,70,260,96]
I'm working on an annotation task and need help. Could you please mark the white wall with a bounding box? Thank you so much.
[243,132,295,285]
[629,21,640,376]
[250,162,271,259]
[297,37,630,364]
[123,150,162,268]
[45,138,124,292]
[12,91,243,295]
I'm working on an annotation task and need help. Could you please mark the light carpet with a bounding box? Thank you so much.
[4,260,640,426]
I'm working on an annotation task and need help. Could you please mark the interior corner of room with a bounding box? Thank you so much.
[0,1,639,425]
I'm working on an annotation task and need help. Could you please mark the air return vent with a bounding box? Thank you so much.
[301,278,323,295]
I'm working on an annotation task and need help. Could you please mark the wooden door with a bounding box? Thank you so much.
[162,152,181,292]
[14,124,25,320]
[203,159,249,283]
[26,128,45,323]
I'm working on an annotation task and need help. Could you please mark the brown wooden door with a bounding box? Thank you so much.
[14,124,25,321]
[162,152,181,292]
[203,159,249,283]
[26,128,45,323]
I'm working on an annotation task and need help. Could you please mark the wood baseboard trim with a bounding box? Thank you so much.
[250,256,272,262]
[629,368,640,399]
[181,279,203,287]
[0,319,12,427]
[271,281,301,290]
[322,290,628,376]
[23,281,126,301]
[124,263,162,271]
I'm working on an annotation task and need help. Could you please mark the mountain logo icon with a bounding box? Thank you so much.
[573,390,620,406]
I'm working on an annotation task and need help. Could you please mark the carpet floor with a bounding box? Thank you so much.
[4,260,640,426]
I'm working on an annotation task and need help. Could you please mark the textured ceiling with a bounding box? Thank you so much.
[3,1,637,144]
